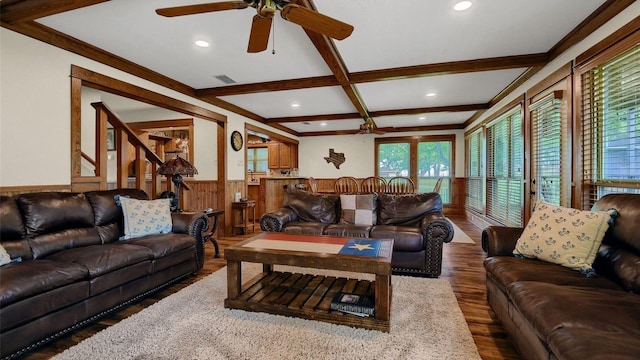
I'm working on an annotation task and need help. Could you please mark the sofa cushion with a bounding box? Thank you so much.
[513,200,615,276]
[0,259,88,307]
[0,196,25,241]
[46,243,153,278]
[124,233,195,258]
[16,192,94,237]
[117,197,173,240]
[508,281,640,343]
[546,326,640,360]
[378,192,442,227]
[371,225,424,252]
[484,256,622,294]
[324,224,372,238]
[283,222,328,235]
[85,189,149,243]
[283,190,339,224]
[339,194,376,226]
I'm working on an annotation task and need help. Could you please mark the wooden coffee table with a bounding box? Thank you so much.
[224,233,393,332]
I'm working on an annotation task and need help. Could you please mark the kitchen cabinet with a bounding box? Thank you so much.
[268,142,297,169]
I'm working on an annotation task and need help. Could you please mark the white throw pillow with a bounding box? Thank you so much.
[513,200,616,276]
[118,197,173,240]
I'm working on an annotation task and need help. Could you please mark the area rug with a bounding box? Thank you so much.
[53,264,481,360]
[449,221,475,244]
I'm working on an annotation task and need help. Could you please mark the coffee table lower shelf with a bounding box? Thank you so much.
[224,270,391,332]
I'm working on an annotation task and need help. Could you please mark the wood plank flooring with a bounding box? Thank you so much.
[20,216,521,360]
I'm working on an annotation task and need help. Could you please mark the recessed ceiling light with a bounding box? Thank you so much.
[320,122,327,126]
[194,40,210,48]
[453,1,472,11]
[291,103,300,108]
[426,92,437,97]
[419,116,426,121]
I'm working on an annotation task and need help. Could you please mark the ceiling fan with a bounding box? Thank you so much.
[358,118,386,135]
[156,0,354,53]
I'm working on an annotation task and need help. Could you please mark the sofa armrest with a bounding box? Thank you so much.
[420,213,454,244]
[171,212,208,269]
[481,226,524,257]
[260,208,299,232]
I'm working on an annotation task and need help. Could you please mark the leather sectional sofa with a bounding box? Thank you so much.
[260,190,453,277]
[0,189,208,359]
[482,194,640,360]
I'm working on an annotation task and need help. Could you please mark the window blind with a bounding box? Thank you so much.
[581,44,640,208]
[486,107,523,226]
[530,93,569,206]
[465,129,483,212]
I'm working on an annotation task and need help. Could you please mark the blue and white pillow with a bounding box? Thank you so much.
[116,196,173,240]
[0,244,11,266]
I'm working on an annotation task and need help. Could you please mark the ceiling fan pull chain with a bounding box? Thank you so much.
[271,17,276,54]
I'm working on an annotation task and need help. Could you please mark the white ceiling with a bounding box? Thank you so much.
[36,0,608,134]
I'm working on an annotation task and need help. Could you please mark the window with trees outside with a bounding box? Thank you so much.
[486,106,524,227]
[247,147,268,173]
[465,128,484,212]
[376,135,453,203]
[580,43,640,208]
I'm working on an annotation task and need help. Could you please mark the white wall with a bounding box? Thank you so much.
[298,129,466,178]
[0,28,260,186]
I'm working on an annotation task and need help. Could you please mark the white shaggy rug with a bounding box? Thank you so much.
[53,264,481,360]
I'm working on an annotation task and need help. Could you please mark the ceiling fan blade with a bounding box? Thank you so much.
[280,4,353,40]
[247,15,272,53]
[156,1,249,17]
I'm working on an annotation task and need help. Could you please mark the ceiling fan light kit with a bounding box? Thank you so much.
[156,0,354,53]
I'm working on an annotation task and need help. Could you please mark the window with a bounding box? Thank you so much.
[465,128,484,212]
[581,43,640,207]
[530,91,570,206]
[486,106,524,226]
[376,135,454,203]
[247,147,268,172]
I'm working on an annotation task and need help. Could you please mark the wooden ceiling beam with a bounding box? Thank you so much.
[197,75,339,97]
[0,0,109,24]
[350,53,549,84]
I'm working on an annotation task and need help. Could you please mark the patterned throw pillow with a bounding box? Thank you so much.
[339,194,377,226]
[0,244,11,267]
[513,200,616,276]
[117,197,173,240]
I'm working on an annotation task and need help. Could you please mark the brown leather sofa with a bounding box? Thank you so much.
[0,189,208,359]
[482,193,640,360]
[260,190,453,277]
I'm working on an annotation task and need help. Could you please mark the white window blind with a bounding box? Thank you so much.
[530,93,569,206]
[582,44,640,208]
[465,129,483,212]
[486,107,524,226]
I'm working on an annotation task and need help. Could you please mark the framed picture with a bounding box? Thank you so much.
[107,128,115,151]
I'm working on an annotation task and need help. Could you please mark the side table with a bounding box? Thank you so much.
[203,209,224,258]
[231,200,256,235]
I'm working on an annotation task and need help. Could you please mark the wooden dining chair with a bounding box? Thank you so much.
[433,177,443,193]
[307,177,319,193]
[387,176,416,194]
[334,176,360,194]
[360,176,387,193]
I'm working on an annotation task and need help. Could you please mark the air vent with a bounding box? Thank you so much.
[214,75,237,84]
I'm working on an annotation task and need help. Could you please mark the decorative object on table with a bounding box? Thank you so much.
[231,130,243,151]
[157,154,198,212]
[330,291,375,316]
[324,148,345,169]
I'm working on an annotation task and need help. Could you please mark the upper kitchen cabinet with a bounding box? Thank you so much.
[268,142,298,169]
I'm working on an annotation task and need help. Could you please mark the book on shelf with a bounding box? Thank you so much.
[330,292,375,316]
[337,239,381,257]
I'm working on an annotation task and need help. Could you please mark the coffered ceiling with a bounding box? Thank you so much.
[1,0,633,136]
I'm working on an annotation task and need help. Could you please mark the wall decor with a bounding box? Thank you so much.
[324,148,345,169]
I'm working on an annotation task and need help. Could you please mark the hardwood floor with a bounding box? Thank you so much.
[21,216,521,360]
